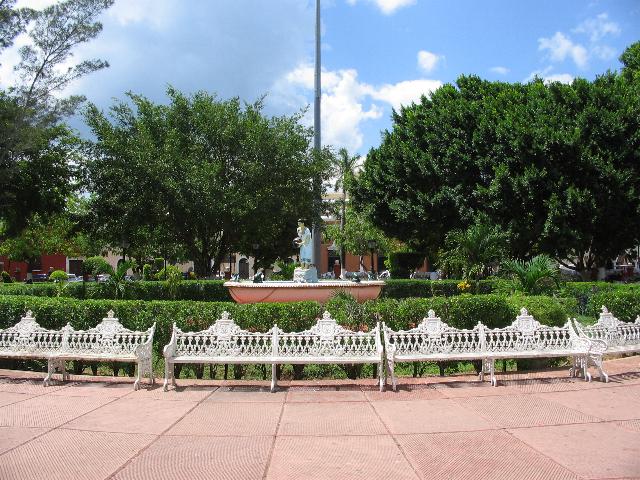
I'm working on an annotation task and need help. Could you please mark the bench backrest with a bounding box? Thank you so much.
[484,308,578,353]
[276,311,381,359]
[581,306,640,347]
[0,311,64,354]
[383,310,485,356]
[170,311,275,358]
[64,310,155,355]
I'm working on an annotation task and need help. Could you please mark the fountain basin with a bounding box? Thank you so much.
[224,280,384,304]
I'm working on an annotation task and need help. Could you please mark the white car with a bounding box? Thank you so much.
[66,274,82,282]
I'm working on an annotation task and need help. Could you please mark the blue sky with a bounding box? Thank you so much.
[1,0,638,156]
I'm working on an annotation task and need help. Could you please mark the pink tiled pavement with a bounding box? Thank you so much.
[397,430,580,480]
[278,401,387,436]
[537,386,640,421]
[508,422,640,479]
[167,401,283,436]
[0,426,49,455]
[0,394,114,428]
[64,397,198,434]
[0,355,637,480]
[113,435,272,480]
[0,429,155,480]
[371,399,493,434]
[266,435,420,480]
[456,394,602,428]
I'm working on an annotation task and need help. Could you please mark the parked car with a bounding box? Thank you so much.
[31,272,48,283]
[96,274,111,282]
[66,274,82,282]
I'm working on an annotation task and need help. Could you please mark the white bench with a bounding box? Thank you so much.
[0,310,155,389]
[383,308,608,390]
[482,308,608,385]
[580,306,640,355]
[163,311,384,392]
[0,311,66,386]
[54,310,156,390]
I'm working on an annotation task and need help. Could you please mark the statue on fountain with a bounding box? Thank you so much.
[293,219,318,283]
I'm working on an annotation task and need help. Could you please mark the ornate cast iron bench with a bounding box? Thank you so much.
[53,311,156,390]
[0,311,67,386]
[163,311,277,391]
[163,311,384,392]
[0,310,155,389]
[383,308,608,390]
[580,306,640,356]
[482,308,608,385]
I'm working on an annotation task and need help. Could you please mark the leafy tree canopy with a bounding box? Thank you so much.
[84,88,330,276]
[353,42,640,276]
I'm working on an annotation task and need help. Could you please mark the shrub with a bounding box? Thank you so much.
[142,264,152,281]
[380,279,497,298]
[501,254,560,295]
[560,282,640,315]
[387,252,426,279]
[586,290,640,322]
[48,270,68,297]
[83,256,113,278]
[1,271,12,283]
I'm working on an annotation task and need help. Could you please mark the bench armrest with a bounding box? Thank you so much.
[134,322,156,361]
[163,323,178,359]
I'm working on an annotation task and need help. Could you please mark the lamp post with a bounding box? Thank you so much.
[311,0,322,272]
[120,238,130,265]
[252,243,260,275]
[367,239,377,276]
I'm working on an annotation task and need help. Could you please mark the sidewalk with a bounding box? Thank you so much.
[0,356,639,480]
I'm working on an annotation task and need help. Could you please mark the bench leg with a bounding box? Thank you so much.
[44,359,55,387]
[134,361,142,391]
[488,359,497,387]
[386,359,397,391]
[590,354,609,383]
[570,356,577,378]
[581,356,592,382]
[270,364,277,393]
[163,360,173,392]
[378,361,384,392]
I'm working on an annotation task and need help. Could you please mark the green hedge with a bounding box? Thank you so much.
[380,279,500,298]
[0,293,577,357]
[586,291,640,322]
[0,280,232,302]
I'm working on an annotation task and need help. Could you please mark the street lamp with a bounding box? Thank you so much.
[120,238,130,264]
[367,239,377,276]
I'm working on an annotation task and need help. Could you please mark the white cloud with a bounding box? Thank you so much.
[107,0,176,29]
[591,44,617,60]
[417,50,442,73]
[544,73,574,84]
[538,32,588,69]
[370,79,442,111]
[489,66,510,75]
[525,67,573,85]
[275,62,441,151]
[347,0,417,15]
[573,13,620,42]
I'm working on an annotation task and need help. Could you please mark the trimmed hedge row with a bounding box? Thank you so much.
[0,279,501,301]
[0,294,578,356]
[0,280,232,302]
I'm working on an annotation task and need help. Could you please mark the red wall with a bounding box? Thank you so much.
[0,254,67,282]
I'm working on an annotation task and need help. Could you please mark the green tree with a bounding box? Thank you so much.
[438,221,507,280]
[325,207,394,271]
[1,0,113,254]
[84,88,329,277]
[329,147,359,269]
[501,254,560,295]
[353,45,640,278]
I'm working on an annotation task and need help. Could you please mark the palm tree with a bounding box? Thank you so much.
[439,222,507,280]
[331,148,359,273]
[501,254,560,294]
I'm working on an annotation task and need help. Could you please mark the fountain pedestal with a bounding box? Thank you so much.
[224,280,384,304]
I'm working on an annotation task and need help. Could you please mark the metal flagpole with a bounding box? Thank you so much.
[311,0,322,272]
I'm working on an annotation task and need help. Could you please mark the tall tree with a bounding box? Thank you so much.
[330,147,359,269]
[1,0,113,245]
[84,88,329,276]
[353,43,640,277]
